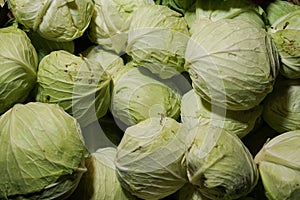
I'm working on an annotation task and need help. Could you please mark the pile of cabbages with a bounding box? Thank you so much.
[0,0,300,199]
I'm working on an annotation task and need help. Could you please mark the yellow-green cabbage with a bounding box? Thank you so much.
[263,78,300,133]
[269,10,300,79]
[110,66,182,128]
[187,124,259,199]
[115,117,189,199]
[0,25,38,115]
[185,18,280,111]
[0,102,88,199]
[69,147,136,200]
[255,130,300,200]
[88,0,154,54]
[265,0,300,26]
[8,0,94,42]
[36,50,112,128]
[126,4,190,79]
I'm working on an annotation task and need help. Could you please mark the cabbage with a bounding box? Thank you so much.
[69,147,136,200]
[0,102,88,199]
[7,0,94,42]
[0,25,38,115]
[269,10,300,79]
[187,125,259,199]
[255,130,300,200]
[263,78,300,133]
[181,89,263,138]
[115,117,189,199]
[88,0,153,54]
[185,18,280,111]
[126,4,190,79]
[265,0,300,26]
[110,66,182,129]
[35,50,112,128]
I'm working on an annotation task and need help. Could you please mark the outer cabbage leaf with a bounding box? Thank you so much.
[115,117,189,199]
[110,66,182,128]
[269,10,300,79]
[265,0,300,26]
[36,50,112,128]
[185,18,280,110]
[69,147,136,200]
[88,0,154,54]
[0,25,38,115]
[187,125,259,200]
[126,4,190,79]
[7,0,94,42]
[0,102,88,199]
[263,79,300,133]
[181,89,263,138]
[255,130,300,200]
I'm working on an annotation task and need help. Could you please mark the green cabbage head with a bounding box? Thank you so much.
[269,10,300,79]
[115,117,189,199]
[69,147,136,200]
[265,0,300,26]
[187,124,259,200]
[36,50,112,128]
[263,78,300,133]
[0,25,38,115]
[0,102,88,200]
[8,0,94,42]
[255,130,300,200]
[185,18,280,111]
[88,0,154,54]
[110,66,182,128]
[126,4,190,79]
